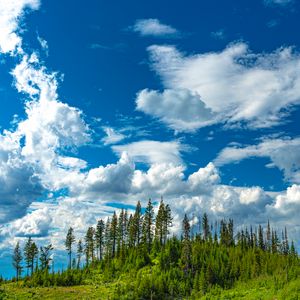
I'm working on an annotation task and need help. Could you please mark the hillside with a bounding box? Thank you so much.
[3,200,299,299]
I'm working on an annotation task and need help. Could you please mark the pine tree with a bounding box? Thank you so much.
[85,227,95,265]
[104,218,112,258]
[30,242,38,275]
[117,209,128,258]
[133,201,142,246]
[39,244,53,272]
[181,214,192,275]
[24,237,33,276]
[142,199,155,253]
[111,211,118,258]
[258,225,265,250]
[163,204,172,245]
[65,227,76,269]
[12,241,23,280]
[266,220,271,252]
[128,214,135,248]
[155,198,165,246]
[77,240,83,269]
[202,213,211,241]
[95,219,105,260]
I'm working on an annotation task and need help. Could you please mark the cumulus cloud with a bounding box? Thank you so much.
[82,152,135,195]
[0,48,90,224]
[136,89,216,132]
[0,0,40,54]
[13,207,52,237]
[112,140,188,165]
[214,137,300,183]
[132,18,179,37]
[137,43,300,131]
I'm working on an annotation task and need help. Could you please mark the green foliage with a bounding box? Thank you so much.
[7,200,300,299]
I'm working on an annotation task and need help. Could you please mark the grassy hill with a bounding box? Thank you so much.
[4,203,300,299]
[1,273,300,300]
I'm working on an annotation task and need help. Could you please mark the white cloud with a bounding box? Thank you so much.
[112,140,188,165]
[0,0,40,54]
[0,48,91,223]
[37,35,49,55]
[101,126,126,145]
[82,152,135,195]
[132,19,178,37]
[138,43,300,131]
[136,89,216,132]
[214,137,300,183]
[13,207,52,237]
[239,187,265,205]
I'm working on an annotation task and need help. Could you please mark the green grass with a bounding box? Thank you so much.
[0,283,115,299]
[201,276,300,300]
[1,275,299,299]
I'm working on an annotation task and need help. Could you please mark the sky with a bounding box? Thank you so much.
[0,0,300,278]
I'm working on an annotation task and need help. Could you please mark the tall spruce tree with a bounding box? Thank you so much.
[24,237,33,276]
[12,241,23,280]
[181,214,192,275]
[85,227,95,265]
[133,201,142,246]
[155,198,165,246]
[30,242,38,275]
[142,199,155,253]
[95,219,105,260]
[163,204,172,245]
[111,212,118,258]
[39,244,53,272]
[77,239,83,269]
[104,218,112,258]
[202,213,211,241]
[65,227,76,269]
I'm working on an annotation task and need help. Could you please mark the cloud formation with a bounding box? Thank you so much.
[0,0,40,54]
[137,43,300,131]
[132,19,179,37]
[101,127,126,145]
[112,140,187,165]
[215,137,300,183]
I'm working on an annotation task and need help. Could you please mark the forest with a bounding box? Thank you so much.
[1,198,300,299]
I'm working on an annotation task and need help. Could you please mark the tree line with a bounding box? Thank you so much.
[10,198,299,298]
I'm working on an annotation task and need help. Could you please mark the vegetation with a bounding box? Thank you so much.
[1,198,299,299]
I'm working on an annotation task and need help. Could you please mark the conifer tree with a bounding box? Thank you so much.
[104,218,112,258]
[155,198,165,245]
[117,209,128,258]
[95,219,105,260]
[128,214,135,248]
[30,242,38,275]
[142,199,155,253]
[202,213,211,241]
[133,201,142,246]
[163,204,172,245]
[39,244,53,272]
[181,214,192,275]
[65,227,76,269]
[12,241,23,280]
[111,211,118,258]
[85,227,95,265]
[266,220,271,252]
[77,239,83,269]
[24,237,33,276]
[258,225,265,250]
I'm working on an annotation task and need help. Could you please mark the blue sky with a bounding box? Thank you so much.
[0,0,300,278]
